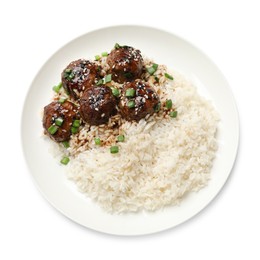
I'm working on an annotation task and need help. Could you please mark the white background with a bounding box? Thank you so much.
[1,0,259,259]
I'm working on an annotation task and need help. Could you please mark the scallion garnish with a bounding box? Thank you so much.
[94,138,101,145]
[104,74,112,83]
[114,43,121,49]
[111,87,120,97]
[147,63,158,75]
[165,99,173,109]
[110,146,119,154]
[55,117,64,126]
[48,125,58,135]
[72,119,80,128]
[154,102,161,112]
[117,135,125,142]
[165,73,174,80]
[127,100,135,108]
[62,141,70,148]
[52,82,63,93]
[96,79,103,86]
[102,52,108,57]
[60,156,70,165]
[95,55,101,61]
[58,97,67,104]
[71,126,79,134]
[169,110,178,118]
[125,88,135,98]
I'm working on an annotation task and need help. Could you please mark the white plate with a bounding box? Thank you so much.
[21,25,239,236]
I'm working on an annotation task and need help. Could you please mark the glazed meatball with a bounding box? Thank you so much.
[79,85,117,125]
[43,101,78,142]
[107,45,144,83]
[61,59,99,99]
[119,80,160,121]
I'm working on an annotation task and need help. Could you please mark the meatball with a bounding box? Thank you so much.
[79,85,117,125]
[107,45,144,83]
[119,80,160,121]
[61,59,99,99]
[43,101,78,142]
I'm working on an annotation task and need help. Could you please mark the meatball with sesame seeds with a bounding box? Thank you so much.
[61,59,99,99]
[119,80,160,121]
[107,45,144,83]
[43,101,79,142]
[79,85,117,125]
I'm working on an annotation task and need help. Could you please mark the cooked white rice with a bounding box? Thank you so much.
[62,67,219,213]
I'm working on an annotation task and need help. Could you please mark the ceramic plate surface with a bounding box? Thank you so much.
[21,25,239,236]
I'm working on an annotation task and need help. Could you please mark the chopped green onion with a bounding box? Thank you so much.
[117,135,125,142]
[55,117,64,126]
[94,137,101,145]
[102,52,108,57]
[147,63,158,75]
[169,110,178,118]
[72,119,80,128]
[147,66,156,75]
[68,72,75,80]
[104,74,112,83]
[127,100,135,108]
[154,102,161,112]
[48,125,58,135]
[58,97,67,104]
[95,55,101,61]
[124,72,133,79]
[165,73,174,80]
[52,82,63,93]
[125,88,135,98]
[62,141,70,148]
[111,87,120,97]
[65,69,72,73]
[60,156,70,165]
[165,99,173,109]
[110,146,119,154]
[114,43,121,49]
[96,79,103,86]
[71,126,79,134]
[152,63,158,70]
[154,76,159,83]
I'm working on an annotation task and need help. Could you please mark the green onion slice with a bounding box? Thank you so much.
[125,88,135,98]
[60,156,70,165]
[55,117,64,126]
[62,141,70,148]
[165,73,174,80]
[94,138,101,145]
[165,99,173,109]
[154,102,161,112]
[110,146,119,154]
[111,88,120,97]
[96,79,103,86]
[72,119,80,128]
[58,97,67,104]
[95,55,101,61]
[114,43,121,49]
[169,110,178,118]
[52,82,63,93]
[117,135,125,142]
[127,100,135,108]
[48,125,58,135]
[104,74,112,83]
[71,126,79,134]
[101,52,108,57]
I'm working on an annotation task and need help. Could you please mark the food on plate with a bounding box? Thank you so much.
[107,44,143,83]
[61,59,99,99]
[79,85,117,125]
[42,101,79,142]
[119,80,160,121]
[42,44,219,213]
